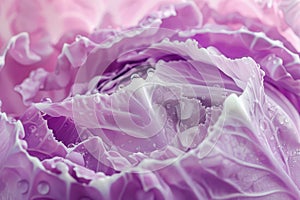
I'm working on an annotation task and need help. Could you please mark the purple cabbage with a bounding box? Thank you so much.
[0,1,300,199]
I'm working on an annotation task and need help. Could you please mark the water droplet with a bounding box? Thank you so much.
[37,181,50,195]
[147,68,155,77]
[41,97,52,103]
[28,125,37,134]
[130,74,140,80]
[213,84,220,88]
[153,143,157,148]
[208,126,214,133]
[270,136,274,141]
[18,179,29,194]
[67,143,75,148]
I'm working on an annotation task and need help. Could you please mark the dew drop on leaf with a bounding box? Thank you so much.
[18,180,29,195]
[37,181,50,195]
